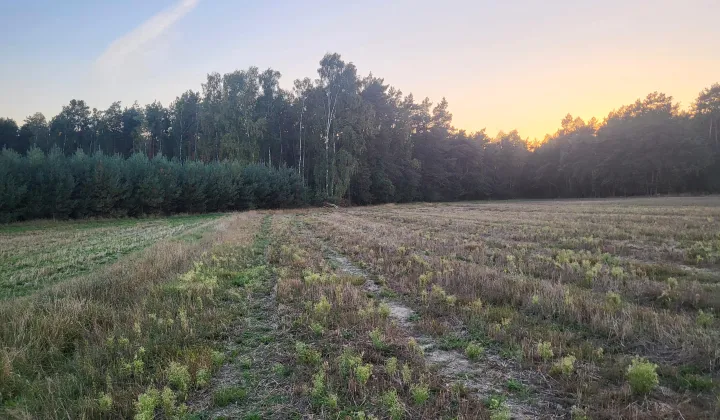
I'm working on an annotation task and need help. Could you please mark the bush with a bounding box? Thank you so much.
[626,357,659,395]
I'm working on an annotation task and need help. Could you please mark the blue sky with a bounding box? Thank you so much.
[1,0,719,139]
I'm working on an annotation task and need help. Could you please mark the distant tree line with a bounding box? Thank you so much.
[0,150,304,222]
[1,52,719,221]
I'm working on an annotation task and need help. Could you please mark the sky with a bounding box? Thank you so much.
[1,0,719,140]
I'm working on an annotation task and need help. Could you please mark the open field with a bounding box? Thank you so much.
[298,197,720,418]
[1,197,719,419]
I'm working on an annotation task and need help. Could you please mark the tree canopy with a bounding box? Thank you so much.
[1,52,719,221]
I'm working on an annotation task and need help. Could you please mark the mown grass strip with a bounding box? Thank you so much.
[0,213,267,419]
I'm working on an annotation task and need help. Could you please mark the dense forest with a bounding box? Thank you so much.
[1,52,720,221]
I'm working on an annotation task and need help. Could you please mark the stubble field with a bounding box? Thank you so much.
[1,197,718,419]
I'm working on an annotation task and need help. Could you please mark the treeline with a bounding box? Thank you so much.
[0,149,304,222]
[1,52,720,220]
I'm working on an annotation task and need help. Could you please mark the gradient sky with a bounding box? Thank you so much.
[1,0,719,140]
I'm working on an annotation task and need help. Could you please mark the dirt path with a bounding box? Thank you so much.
[325,248,569,419]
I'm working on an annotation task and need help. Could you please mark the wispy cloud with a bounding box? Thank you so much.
[94,0,199,75]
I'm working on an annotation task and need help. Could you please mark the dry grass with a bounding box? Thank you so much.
[267,215,490,419]
[301,197,720,419]
[3,198,718,419]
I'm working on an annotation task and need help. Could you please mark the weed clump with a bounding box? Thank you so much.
[385,357,398,376]
[355,363,373,385]
[408,337,423,355]
[537,341,554,360]
[310,322,325,336]
[211,350,225,368]
[338,349,363,377]
[401,363,412,384]
[213,386,247,407]
[605,291,622,311]
[134,388,160,420]
[465,342,484,361]
[381,389,405,420]
[195,368,211,388]
[410,382,430,405]
[696,309,714,328]
[313,295,332,321]
[626,357,659,395]
[369,327,386,349]
[167,362,191,396]
[134,387,187,420]
[378,302,391,319]
[551,355,576,376]
[296,341,322,366]
[97,392,113,412]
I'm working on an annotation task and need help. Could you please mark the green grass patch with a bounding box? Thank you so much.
[213,386,248,407]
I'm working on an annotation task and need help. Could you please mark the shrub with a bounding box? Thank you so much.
[610,266,625,279]
[311,369,326,403]
[469,298,483,314]
[378,303,391,319]
[570,406,589,420]
[430,284,447,301]
[505,379,524,393]
[324,392,339,410]
[626,357,659,395]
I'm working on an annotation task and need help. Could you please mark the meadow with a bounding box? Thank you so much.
[1,197,719,419]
